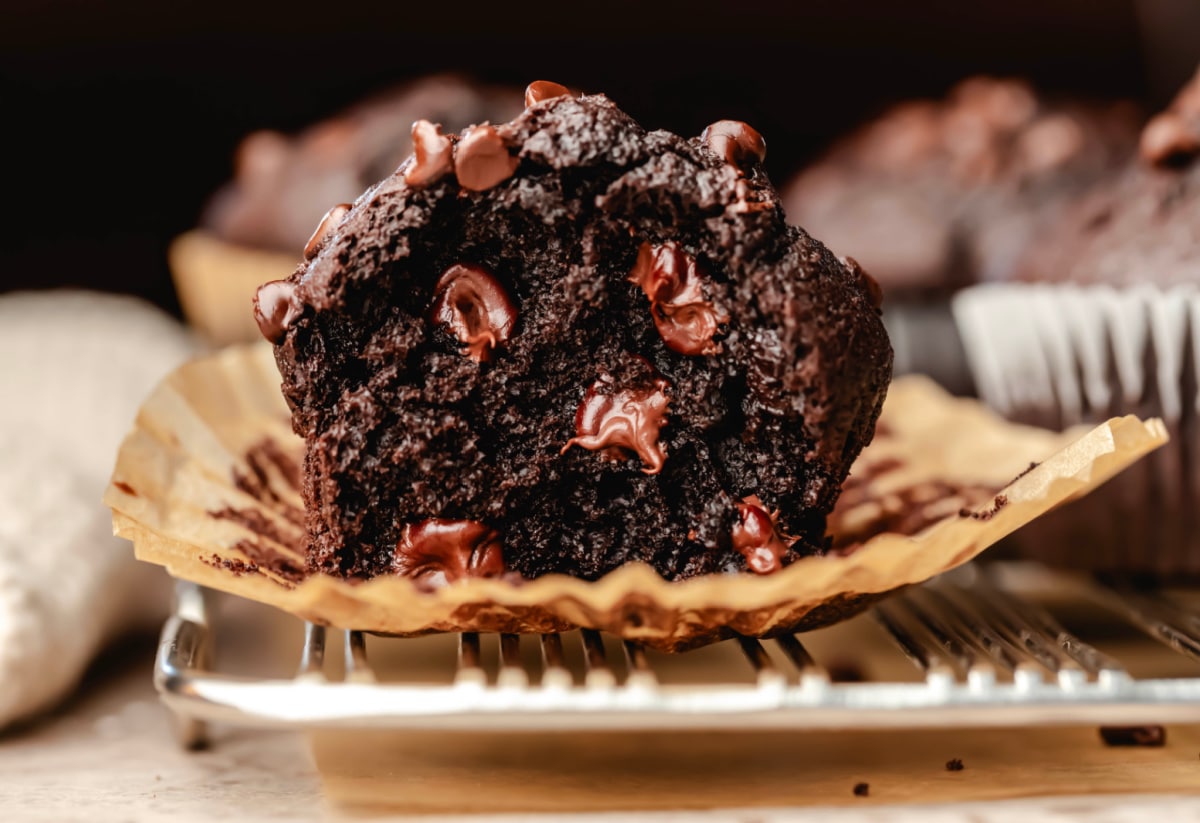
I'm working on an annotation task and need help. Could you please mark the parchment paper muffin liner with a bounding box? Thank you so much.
[105,344,1166,651]
[169,230,298,346]
[954,283,1199,576]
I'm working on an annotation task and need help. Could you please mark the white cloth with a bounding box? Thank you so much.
[0,291,197,727]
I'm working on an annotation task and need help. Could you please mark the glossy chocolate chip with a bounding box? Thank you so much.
[732,496,793,574]
[455,124,519,191]
[404,119,455,186]
[303,203,352,260]
[253,280,303,344]
[525,80,571,108]
[629,241,728,356]
[561,375,670,475]
[431,263,517,362]
[393,519,505,588]
[701,120,767,174]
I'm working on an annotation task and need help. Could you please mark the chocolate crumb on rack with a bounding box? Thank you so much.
[945,758,965,771]
[1099,725,1166,746]
[852,782,870,797]
[256,80,891,584]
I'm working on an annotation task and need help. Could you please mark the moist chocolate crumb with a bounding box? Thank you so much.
[1014,461,1040,481]
[266,91,893,583]
[231,539,305,584]
[852,782,870,797]
[1099,725,1166,746]
[202,553,259,576]
[959,494,1009,521]
[945,758,965,772]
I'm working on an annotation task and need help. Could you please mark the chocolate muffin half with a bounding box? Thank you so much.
[257,85,892,585]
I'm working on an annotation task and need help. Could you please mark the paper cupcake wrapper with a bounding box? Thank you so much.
[105,344,1166,651]
[169,230,299,346]
[953,283,1199,575]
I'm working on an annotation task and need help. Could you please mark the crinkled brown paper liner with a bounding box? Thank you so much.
[105,344,1167,651]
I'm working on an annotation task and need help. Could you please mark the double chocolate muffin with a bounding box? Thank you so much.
[1014,66,1200,286]
[255,83,892,585]
[783,77,1140,295]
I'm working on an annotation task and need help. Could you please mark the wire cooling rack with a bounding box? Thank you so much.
[156,565,1200,749]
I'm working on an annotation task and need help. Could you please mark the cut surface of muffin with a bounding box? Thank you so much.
[257,86,892,584]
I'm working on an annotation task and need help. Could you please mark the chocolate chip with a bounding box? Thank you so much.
[852,782,870,797]
[430,263,517,362]
[945,758,965,772]
[732,496,793,574]
[561,374,671,475]
[303,203,351,260]
[253,280,302,344]
[1099,725,1166,747]
[628,241,728,356]
[394,519,506,588]
[404,119,455,187]
[701,120,767,174]
[454,124,519,191]
[525,80,571,108]
[1140,111,1200,167]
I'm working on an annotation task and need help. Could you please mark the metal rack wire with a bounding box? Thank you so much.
[156,567,1200,749]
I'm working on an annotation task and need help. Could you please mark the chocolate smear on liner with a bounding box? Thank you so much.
[112,481,138,497]
[231,438,304,525]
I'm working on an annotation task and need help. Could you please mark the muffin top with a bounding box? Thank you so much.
[1015,66,1200,287]
[202,74,523,254]
[783,77,1140,294]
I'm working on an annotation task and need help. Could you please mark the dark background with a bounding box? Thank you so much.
[3,0,1198,313]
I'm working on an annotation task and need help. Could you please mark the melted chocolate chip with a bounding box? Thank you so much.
[629,242,728,356]
[455,124,518,191]
[732,496,793,574]
[253,280,303,344]
[431,263,517,362]
[525,80,571,108]
[701,120,767,174]
[561,375,670,475]
[394,519,505,588]
[404,119,455,187]
[1140,111,1200,167]
[303,203,352,260]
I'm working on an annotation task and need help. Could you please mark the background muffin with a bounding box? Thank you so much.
[782,77,1141,296]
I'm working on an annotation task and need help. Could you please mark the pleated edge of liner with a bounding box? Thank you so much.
[108,413,1168,624]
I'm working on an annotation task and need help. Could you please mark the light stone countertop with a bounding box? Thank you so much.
[2,620,1199,822]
